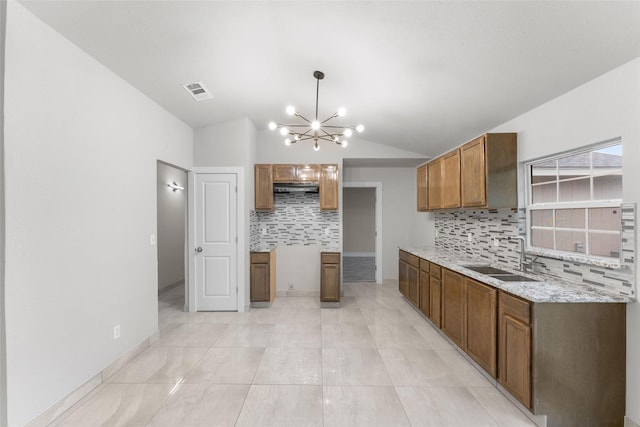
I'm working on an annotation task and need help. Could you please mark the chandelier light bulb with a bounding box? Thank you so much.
[343,128,353,138]
[280,127,289,136]
[356,124,365,133]
[295,134,301,141]
[314,142,320,151]
[337,107,346,117]
[284,138,291,146]
[268,122,277,131]
[286,105,296,116]
[341,140,348,148]
[311,121,320,130]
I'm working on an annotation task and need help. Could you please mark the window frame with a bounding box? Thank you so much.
[524,138,622,264]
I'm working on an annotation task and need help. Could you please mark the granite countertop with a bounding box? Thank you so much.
[321,246,341,253]
[250,245,275,252]
[401,246,632,303]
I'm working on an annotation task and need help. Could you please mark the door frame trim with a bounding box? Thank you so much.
[188,167,245,312]
[342,182,383,284]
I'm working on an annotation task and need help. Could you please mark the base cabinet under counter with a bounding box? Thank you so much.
[321,252,341,307]
[250,251,276,307]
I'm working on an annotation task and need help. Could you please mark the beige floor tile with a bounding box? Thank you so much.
[361,307,411,325]
[235,385,323,427]
[413,322,455,350]
[152,323,229,347]
[51,383,172,427]
[323,385,410,427]
[188,311,240,324]
[281,296,321,309]
[277,307,322,324]
[368,322,432,350]
[214,323,275,347]
[146,384,249,427]
[158,306,192,325]
[109,347,207,384]
[233,307,282,324]
[468,387,537,426]
[186,347,264,384]
[253,347,322,385]
[379,348,463,387]
[268,324,322,348]
[322,348,392,386]
[320,307,366,324]
[435,348,494,387]
[322,324,377,349]
[395,386,498,426]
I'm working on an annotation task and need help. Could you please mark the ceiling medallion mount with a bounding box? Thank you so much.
[268,70,364,151]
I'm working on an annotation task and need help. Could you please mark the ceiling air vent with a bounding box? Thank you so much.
[182,81,213,101]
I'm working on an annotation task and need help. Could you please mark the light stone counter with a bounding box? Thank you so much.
[401,246,632,303]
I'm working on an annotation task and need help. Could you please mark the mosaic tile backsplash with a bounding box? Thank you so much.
[434,206,636,298]
[251,193,340,248]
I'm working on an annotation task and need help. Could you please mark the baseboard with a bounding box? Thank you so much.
[276,290,321,297]
[25,336,152,426]
[158,279,184,295]
[343,252,375,257]
[626,416,640,427]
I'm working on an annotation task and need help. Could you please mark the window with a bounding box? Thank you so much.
[526,140,622,261]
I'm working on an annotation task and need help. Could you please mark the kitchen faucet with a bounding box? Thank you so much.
[508,236,534,272]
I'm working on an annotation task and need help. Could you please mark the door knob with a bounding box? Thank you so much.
[196,247,203,253]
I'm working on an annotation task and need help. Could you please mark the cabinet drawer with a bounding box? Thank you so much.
[429,262,442,279]
[322,253,341,264]
[399,251,419,268]
[251,252,271,264]
[420,259,430,273]
[499,292,530,325]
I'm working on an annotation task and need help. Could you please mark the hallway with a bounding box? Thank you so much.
[49,283,535,426]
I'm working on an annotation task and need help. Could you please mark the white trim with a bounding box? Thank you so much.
[188,167,246,312]
[343,252,375,257]
[342,182,383,284]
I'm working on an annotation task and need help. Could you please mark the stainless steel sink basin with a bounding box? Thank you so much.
[462,265,511,275]
[489,274,539,282]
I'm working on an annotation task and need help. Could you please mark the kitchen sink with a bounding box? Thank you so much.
[462,265,511,275]
[489,274,539,282]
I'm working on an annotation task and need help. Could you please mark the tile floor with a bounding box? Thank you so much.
[50,282,536,426]
[343,256,376,282]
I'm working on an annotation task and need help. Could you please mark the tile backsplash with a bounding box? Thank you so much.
[434,206,636,298]
[251,193,339,248]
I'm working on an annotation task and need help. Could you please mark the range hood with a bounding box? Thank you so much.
[273,182,319,193]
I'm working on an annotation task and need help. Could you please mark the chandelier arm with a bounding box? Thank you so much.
[297,136,316,142]
[280,124,312,128]
[321,125,355,129]
[295,113,312,123]
[321,114,338,124]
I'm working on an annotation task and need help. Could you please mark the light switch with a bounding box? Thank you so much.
[150,234,156,246]
[467,233,473,242]
[261,227,267,236]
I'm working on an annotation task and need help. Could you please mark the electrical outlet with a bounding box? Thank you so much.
[467,233,473,242]
[261,227,267,236]
[494,238,500,247]
[149,234,156,246]
[324,228,330,236]
[435,229,439,239]
[288,283,294,290]
[113,324,120,340]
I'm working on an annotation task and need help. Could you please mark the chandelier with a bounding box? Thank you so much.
[268,71,364,151]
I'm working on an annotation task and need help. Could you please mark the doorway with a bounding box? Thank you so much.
[157,161,188,313]
[342,183,382,283]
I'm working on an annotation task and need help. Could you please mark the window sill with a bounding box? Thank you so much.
[527,247,623,270]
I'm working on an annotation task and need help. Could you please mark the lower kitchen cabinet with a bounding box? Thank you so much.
[441,269,466,348]
[419,259,430,317]
[250,250,276,307]
[428,263,442,328]
[466,278,497,377]
[399,250,420,307]
[321,252,341,304]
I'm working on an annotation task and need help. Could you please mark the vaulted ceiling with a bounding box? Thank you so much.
[20,1,640,157]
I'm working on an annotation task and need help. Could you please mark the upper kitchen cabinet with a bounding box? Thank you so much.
[427,158,443,210]
[442,149,461,209]
[297,164,320,181]
[460,133,517,208]
[272,164,297,182]
[255,164,273,211]
[417,163,428,211]
[273,164,320,182]
[320,164,339,210]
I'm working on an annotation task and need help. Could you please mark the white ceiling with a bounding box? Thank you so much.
[20,1,640,157]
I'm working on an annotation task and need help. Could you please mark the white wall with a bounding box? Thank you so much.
[194,118,257,310]
[0,1,7,424]
[3,3,193,425]
[343,188,376,254]
[343,167,435,280]
[157,162,187,291]
[489,57,640,425]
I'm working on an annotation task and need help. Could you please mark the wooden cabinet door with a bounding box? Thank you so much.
[321,263,340,302]
[407,263,419,307]
[429,277,442,328]
[442,269,465,347]
[417,164,428,211]
[427,158,442,210]
[255,164,273,211]
[398,260,408,297]
[297,164,320,181]
[465,278,497,377]
[419,270,430,317]
[272,164,297,182]
[320,164,339,210]
[442,150,461,208]
[499,314,531,408]
[461,136,487,207]
[250,262,269,301]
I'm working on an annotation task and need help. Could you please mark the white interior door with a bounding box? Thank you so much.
[194,173,238,311]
